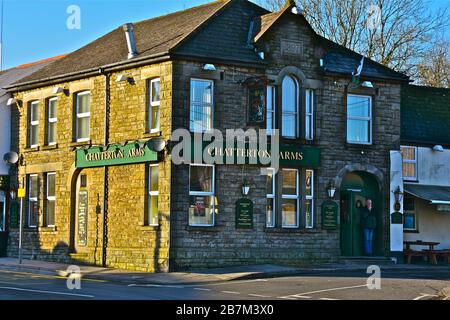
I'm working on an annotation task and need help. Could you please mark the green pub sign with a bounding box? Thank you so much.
[322,200,339,230]
[235,198,253,229]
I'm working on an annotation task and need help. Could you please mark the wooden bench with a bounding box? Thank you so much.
[421,250,450,265]
[404,249,421,264]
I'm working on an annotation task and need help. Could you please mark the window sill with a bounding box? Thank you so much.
[403,229,419,234]
[142,131,162,138]
[40,226,57,232]
[41,144,58,151]
[264,227,323,234]
[186,225,219,232]
[69,140,92,148]
[24,147,40,153]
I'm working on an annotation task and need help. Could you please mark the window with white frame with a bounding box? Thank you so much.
[282,76,299,138]
[401,146,418,181]
[403,195,417,231]
[147,164,159,226]
[149,78,160,133]
[347,95,372,144]
[28,174,39,227]
[47,98,58,145]
[46,173,56,227]
[189,164,215,226]
[29,101,39,148]
[305,170,314,228]
[76,91,90,142]
[190,79,213,132]
[305,90,314,140]
[281,169,299,228]
[266,168,276,227]
[266,86,276,135]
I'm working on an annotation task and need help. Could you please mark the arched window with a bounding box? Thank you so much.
[282,75,298,138]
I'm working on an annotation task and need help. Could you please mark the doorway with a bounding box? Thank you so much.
[0,191,7,257]
[340,171,383,256]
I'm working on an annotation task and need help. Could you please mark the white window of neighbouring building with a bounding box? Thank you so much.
[401,146,418,181]
[282,76,299,138]
[149,78,160,133]
[266,86,276,135]
[305,89,314,140]
[76,91,91,142]
[147,164,159,226]
[403,195,417,231]
[266,168,276,227]
[28,174,39,227]
[282,169,299,228]
[46,172,56,227]
[347,95,372,144]
[47,97,58,145]
[190,79,213,132]
[305,170,314,228]
[29,101,39,148]
[189,164,215,226]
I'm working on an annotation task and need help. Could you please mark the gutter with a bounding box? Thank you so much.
[322,70,411,84]
[4,52,171,92]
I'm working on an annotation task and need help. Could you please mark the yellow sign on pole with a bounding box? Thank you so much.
[17,188,25,198]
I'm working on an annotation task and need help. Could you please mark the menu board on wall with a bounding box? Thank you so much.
[78,190,88,246]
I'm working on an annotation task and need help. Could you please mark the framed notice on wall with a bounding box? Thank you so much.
[78,190,88,246]
[248,86,266,125]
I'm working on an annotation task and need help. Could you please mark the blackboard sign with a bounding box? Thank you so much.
[322,200,339,230]
[236,198,253,229]
[78,190,88,246]
[9,202,19,229]
[391,212,403,224]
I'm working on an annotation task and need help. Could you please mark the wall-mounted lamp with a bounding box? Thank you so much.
[432,145,444,152]
[327,182,336,199]
[242,180,251,196]
[10,190,17,200]
[361,81,374,88]
[149,137,166,153]
[52,86,67,95]
[393,186,404,211]
[6,98,17,106]
[116,74,134,83]
[202,64,216,71]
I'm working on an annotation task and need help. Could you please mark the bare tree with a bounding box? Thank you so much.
[258,0,449,80]
[417,40,450,88]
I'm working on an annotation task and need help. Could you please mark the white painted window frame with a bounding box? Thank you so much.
[189,78,214,133]
[305,169,314,229]
[403,196,418,231]
[46,172,56,227]
[76,91,91,143]
[266,86,276,136]
[47,97,58,146]
[148,164,159,226]
[29,101,39,148]
[401,146,418,181]
[189,163,215,227]
[282,168,300,228]
[281,75,299,139]
[266,168,276,228]
[305,89,314,140]
[347,94,372,145]
[28,174,39,228]
[149,78,161,133]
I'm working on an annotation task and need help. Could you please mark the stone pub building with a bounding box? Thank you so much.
[4,0,409,272]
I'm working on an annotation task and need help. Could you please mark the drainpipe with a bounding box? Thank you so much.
[100,68,110,267]
[123,23,138,59]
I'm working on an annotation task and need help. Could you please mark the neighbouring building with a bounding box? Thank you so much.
[4,0,410,272]
[0,55,66,256]
[400,85,450,250]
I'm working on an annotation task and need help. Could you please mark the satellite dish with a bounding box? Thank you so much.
[3,151,19,165]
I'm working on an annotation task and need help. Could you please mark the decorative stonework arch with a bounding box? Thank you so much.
[335,164,384,192]
[275,66,307,85]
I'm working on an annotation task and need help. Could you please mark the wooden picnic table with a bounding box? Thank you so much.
[404,241,440,251]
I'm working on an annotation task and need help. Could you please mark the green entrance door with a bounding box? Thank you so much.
[340,172,382,256]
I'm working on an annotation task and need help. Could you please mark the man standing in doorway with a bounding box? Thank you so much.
[362,199,377,256]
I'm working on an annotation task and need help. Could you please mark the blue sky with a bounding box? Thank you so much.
[1,0,449,70]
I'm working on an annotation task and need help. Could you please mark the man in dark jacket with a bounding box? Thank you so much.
[362,199,377,255]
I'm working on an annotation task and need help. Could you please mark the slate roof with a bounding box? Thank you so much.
[401,85,450,145]
[8,0,409,90]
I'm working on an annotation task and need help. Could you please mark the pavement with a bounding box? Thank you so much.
[0,257,449,286]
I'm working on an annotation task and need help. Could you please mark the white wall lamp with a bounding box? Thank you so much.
[52,86,67,95]
[6,98,17,106]
[202,64,216,71]
[327,182,336,199]
[361,81,374,88]
[242,179,251,196]
[116,74,134,84]
[432,145,444,152]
